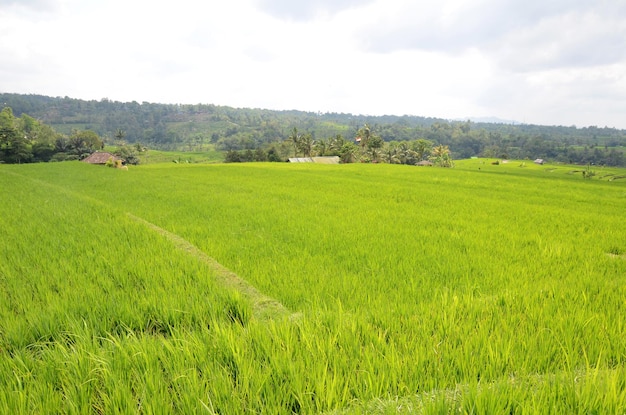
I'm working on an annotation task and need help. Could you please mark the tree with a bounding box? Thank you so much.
[114,128,126,142]
[288,127,301,157]
[114,145,140,165]
[356,124,372,148]
[411,139,432,162]
[328,134,346,155]
[314,138,328,156]
[32,141,55,162]
[382,143,401,164]
[0,125,31,163]
[339,142,359,163]
[254,148,267,162]
[397,142,418,165]
[68,129,104,158]
[0,107,32,163]
[429,144,454,167]
[0,107,15,130]
[267,146,282,162]
[17,114,38,139]
[297,133,314,157]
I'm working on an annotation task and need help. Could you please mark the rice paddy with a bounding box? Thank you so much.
[1,159,625,413]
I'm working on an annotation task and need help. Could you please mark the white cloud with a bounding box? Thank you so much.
[1,0,626,128]
[255,0,375,21]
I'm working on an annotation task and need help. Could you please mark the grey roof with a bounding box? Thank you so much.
[288,156,340,164]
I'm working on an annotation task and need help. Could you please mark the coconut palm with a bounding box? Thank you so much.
[328,134,345,154]
[297,133,314,157]
[382,143,401,164]
[339,142,359,163]
[355,124,372,148]
[288,127,301,157]
[412,139,433,162]
[314,138,328,156]
[430,144,454,167]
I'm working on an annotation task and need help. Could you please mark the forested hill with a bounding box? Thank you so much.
[2,92,625,165]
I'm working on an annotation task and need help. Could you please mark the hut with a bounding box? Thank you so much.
[82,152,121,165]
[288,156,340,164]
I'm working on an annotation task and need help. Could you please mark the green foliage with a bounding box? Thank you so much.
[0,105,105,164]
[69,129,104,157]
[3,93,624,165]
[430,144,454,167]
[582,163,596,179]
[288,127,302,157]
[339,142,359,163]
[113,145,140,165]
[0,107,31,163]
[224,146,284,163]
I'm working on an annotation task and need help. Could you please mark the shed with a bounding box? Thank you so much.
[82,152,120,164]
[288,157,314,163]
[288,156,340,164]
[533,158,545,165]
[416,160,434,166]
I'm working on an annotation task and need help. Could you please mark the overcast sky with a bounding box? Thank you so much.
[1,0,625,128]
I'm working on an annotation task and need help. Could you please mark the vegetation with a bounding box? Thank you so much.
[0,106,150,165]
[2,93,625,165]
[1,159,625,413]
[0,106,106,164]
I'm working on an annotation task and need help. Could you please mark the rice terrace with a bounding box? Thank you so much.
[1,159,626,413]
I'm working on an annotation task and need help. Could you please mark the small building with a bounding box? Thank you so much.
[288,156,340,164]
[533,158,545,165]
[82,152,120,165]
[416,160,433,166]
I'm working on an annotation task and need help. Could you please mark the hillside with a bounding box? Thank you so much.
[1,92,625,165]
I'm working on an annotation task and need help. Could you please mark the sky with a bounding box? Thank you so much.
[1,0,626,128]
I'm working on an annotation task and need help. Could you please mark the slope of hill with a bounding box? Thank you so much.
[1,92,625,165]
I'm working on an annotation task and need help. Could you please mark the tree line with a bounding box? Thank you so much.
[0,107,140,164]
[1,93,625,166]
[225,124,454,167]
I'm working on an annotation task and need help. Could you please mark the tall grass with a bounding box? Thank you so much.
[1,160,625,413]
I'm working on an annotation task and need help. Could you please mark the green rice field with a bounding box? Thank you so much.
[1,159,625,413]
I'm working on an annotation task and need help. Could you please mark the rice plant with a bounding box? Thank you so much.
[1,160,625,413]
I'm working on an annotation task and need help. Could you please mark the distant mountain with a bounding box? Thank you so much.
[455,116,522,125]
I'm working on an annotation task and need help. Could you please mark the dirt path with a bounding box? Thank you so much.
[127,213,295,321]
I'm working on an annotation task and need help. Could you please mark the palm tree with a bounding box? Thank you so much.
[114,128,126,142]
[314,138,328,156]
[398,142,418,165]
[339,142,359,163]
[412,139,432,162]
[430,144,454,167]
[431,144,450,158]
[328,134,345,155]
[356,124,372,148]
[298,133,314,157]
[382,143,401,164]
[288,127,301,157]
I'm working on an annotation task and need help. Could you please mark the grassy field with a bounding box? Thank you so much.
[1,159,625,413]
[136,148,224,164]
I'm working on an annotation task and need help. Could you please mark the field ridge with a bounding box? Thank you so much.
[127,213,295,321]
[2,168,293,322]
